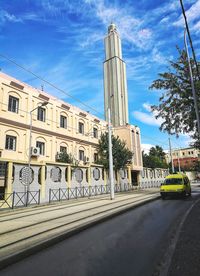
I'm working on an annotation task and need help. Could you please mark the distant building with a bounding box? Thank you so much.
[166,147,200,171]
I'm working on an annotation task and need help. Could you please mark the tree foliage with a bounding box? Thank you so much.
[142,145,168,169]
[57,151,74,164]
[97,133,133,171]
[150,48,200,148]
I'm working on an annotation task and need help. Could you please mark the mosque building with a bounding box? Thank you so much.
[0,23,165,205]
[104,23,143,181]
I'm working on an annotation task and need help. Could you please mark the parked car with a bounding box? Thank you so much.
[160,173,191,199]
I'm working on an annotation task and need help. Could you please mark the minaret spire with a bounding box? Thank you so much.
[103,23,129,127]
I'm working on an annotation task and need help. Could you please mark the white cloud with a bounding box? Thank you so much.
[192,20,200,34]
[152,48,173,65]
[133,110,163,126]
[91,2,153,50]
[22,13,43,22]
[80,32,104,48]
[160,17,169,24]
[0,10,22,24]
[141,143,154,154]
[173,0,200,28]
[132,102,164,127]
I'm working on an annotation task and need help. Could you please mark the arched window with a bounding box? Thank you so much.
[79,146,86,161]
[8,91,21,114]
[93,125,98,138]
[78,120,85,134]
[5,130,19,151]
[36,136,46,156]
[60,112,68,129]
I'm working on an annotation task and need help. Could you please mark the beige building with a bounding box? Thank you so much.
[0,72,107,164]
[166,147,200,171]
[0,70,144,203]
[113,125,143,182]
[0,23,168,207]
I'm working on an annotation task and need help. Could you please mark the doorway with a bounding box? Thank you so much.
[131,171,138,186]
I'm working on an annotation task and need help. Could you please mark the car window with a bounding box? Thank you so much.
[164,178,183,185]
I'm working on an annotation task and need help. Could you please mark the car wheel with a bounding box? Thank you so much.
[161,195,166,200]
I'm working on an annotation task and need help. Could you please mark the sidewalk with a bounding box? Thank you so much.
[166,197,200,276]
[0,188,160,270]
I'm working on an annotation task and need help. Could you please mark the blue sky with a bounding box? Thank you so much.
[1,0,200,152]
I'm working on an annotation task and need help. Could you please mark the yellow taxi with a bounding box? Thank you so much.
[160,173,191,199]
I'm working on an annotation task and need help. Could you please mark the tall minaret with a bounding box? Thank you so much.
[103,23,129,127]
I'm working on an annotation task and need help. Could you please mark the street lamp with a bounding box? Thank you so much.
[108,108,114,200]
[27,101,49,191]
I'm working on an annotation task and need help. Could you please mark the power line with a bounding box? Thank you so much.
[0,100,107,135]
[0,53,105,118]
[0,53,170,148]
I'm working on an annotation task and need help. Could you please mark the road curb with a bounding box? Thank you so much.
[0,195,160,271]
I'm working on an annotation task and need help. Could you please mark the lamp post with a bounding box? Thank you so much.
[169,137,174,173]
[27,101,49,191]
[108,108,114,200]
[177,150,181,173]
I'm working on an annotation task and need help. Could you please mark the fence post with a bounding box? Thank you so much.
[38,190,41,205]
[75,187,77,199]
[59,188,61,201]
[67,187,70,200]
[12,192,15,209]
[25,190,29,207]
[49,189,51,203]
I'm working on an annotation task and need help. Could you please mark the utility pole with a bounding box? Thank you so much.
[184,29,200,138]
[169,137,174,173]
[180,0,200,80]
[177,150,181,172]
[108,108,115,200]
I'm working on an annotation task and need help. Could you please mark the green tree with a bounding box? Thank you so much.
[97,133,133,171]
[150,48,200,148]
[57,151,74,164]
[142,145,168,169]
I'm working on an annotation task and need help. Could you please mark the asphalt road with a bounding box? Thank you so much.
[1,186,200,276]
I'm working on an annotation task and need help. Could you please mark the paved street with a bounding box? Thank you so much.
[0,188,159,269]
[0,186,199,276]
